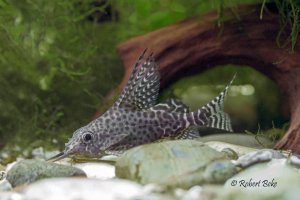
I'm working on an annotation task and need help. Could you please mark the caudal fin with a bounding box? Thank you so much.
[189,74,235,132]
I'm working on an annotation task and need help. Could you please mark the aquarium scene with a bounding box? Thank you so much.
[0,0,300,199]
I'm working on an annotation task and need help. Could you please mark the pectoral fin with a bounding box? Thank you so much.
[102,133,129,151]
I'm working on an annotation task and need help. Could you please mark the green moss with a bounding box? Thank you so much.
[0,0,123,150]
[244,122,289,148]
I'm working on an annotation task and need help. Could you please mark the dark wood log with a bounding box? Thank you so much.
[104,4,300,153]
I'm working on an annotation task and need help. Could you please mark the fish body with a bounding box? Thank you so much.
[51,50,234,160]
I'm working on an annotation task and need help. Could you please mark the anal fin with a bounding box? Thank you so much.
[175,126,200,139]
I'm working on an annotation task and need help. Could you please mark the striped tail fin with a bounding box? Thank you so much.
[189,74,235,132]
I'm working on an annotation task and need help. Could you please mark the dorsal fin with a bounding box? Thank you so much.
[114,50,160,110]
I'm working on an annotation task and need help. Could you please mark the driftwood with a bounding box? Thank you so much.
[105,4,300,153]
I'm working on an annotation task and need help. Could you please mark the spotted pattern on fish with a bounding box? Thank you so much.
[58,50,235,159]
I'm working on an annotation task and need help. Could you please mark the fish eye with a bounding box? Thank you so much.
[82,132,93,143]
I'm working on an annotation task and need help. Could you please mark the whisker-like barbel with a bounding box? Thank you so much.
[47,152,68,162]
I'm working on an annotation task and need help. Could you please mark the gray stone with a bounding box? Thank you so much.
[176,185,222,200]
[133,193,178,200]
[288,153,300,167]
[22,178,143,200]
[6,159,86,187]
[163,160,237,189]
[235,149,286,168]
[221,148,239,160]
[0,192,23,200]
[74,162,115,179]
[205,141,257,157]
[202,160,237,183]
[198,133,275,148]
[115,140,230,188]
[0,180,12,191]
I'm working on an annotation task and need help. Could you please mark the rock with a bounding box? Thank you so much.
[22,178,143,200]
[133,193,178,200]
[0,180,12,191]
[175,186,202,200]
[0,165,11,191]
[6,159,86,187]
[163,160,237,189]
[205,141,257,157]
[176,185,222,200]
[289,154,300,167]
[235,149,286,168]
[31,147,46,159]
[202,160,237,183]
[31,147,62,161]
[115,140,229,188]
[218,159,300,200]
[0,191,22,200]
[221,148,239,160]
[129,183,178,200]
[198,134,275,149]
[74,163,115,179]
[101,155,118,162]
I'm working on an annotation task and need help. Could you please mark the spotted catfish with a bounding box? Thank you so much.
[49,50,235,161]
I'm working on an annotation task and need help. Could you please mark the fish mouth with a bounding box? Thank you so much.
[47,151,69,162]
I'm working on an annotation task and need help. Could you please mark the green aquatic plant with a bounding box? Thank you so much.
[245,122,289,148]
[275,0,300,52]
[0,0,123,150]
[260,0,300,52]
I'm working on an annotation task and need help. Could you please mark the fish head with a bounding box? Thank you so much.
[49,123,128,161]
[48,126,102,161]
[66,127,101,156]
